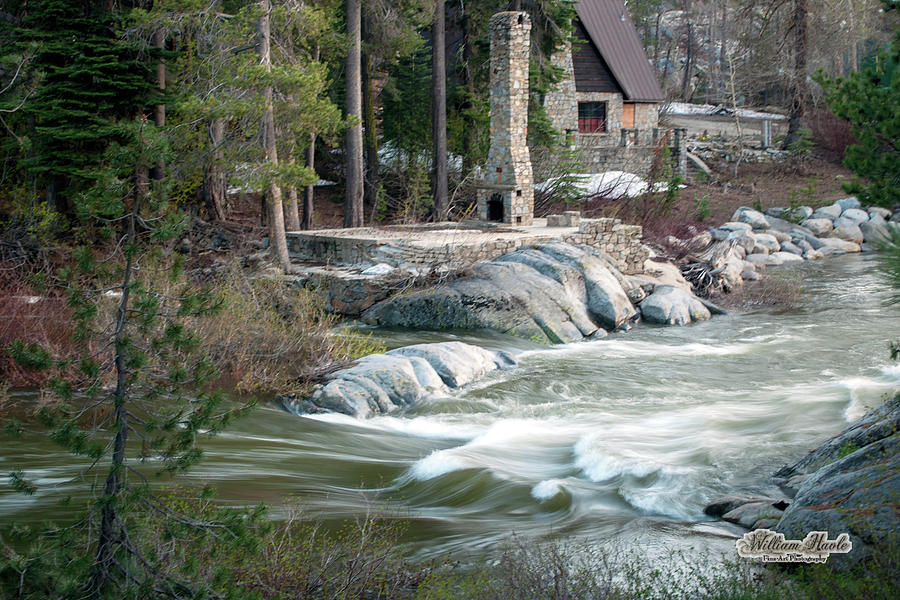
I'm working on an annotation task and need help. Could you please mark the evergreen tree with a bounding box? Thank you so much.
[13,0,158,216]
[817,0,900,207]
[1,115,256,597]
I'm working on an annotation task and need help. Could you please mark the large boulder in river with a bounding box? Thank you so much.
[831,224,865,244]
[773,396,900,568]
[835,196,861,211]
[754,233,781,253]
[361,243,637,343]
[531,242,637,330]
[818,237,862,253]
[278,342,516,418]
[639,285,711,326]
[868,206,892,220]
[766,251,804,266]
[643,259,693,291]
[839,208,869,225]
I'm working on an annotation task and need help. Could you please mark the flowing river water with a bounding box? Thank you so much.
[3,254,900,563]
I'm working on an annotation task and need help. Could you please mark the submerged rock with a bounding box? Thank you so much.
[277,341,516,418]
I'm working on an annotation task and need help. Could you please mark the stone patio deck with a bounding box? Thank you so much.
[285,217,649,275]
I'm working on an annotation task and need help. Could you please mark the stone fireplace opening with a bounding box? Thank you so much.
[488,194,504,221]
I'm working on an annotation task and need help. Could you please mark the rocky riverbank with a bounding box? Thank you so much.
[705,395,900,568]
[672,197,898,293]
[360,241,719,344]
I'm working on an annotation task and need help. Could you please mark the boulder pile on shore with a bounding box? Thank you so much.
[676,198,898,293]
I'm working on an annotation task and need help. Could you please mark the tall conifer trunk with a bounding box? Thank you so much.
[783,0,809,148]
[303,132,316,230]
[362,15,380,217]
[431,0,448,220]
[259,0,291,270]
[151,28,166,181]
[205,118,227,222]
[344,0,364,228]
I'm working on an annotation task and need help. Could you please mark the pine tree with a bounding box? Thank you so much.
[344,0,365,228]
[817,0,900,207]
[1,116,255,597]
[14,0,158,216]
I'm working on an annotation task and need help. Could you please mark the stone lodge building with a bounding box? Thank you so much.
[544,0,672,175]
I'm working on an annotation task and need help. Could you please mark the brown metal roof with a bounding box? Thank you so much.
[575,0,664,102]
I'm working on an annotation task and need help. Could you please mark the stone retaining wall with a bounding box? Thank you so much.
[287,218,649,275]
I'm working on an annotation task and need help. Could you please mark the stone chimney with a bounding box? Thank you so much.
[477,12,534,226]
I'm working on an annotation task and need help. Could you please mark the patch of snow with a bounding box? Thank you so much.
[361,263,396,276]
[662,102,787,121]
[536,171,674,199]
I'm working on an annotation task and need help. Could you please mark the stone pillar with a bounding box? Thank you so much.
[477,12,534,226]
[674,128,688,178]
[543,42,578,136]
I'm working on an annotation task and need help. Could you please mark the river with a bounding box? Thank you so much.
[3,254,900,563]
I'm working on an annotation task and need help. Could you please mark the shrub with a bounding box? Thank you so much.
[807,106,856,158]
[0,274,82,387]
[192,265,383,393]
[712,270,806,310]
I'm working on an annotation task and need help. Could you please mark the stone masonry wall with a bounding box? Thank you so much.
[574,145,655,176]
[544,43,578,134]
[633,103,659,129]
[577,91,624,132]
[287,218,649,276]
[477,12,534,226]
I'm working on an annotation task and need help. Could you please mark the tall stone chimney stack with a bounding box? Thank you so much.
[477,12,534,226]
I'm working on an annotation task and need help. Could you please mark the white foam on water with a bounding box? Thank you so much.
[531,479,565,501]
[619,475,700,521]
[880,363,900,378]
[519,339,753,358]
[839,373,900,422]
[308,412,483,441]
[404,419,580,482]
[409,450,471,480]
[574,434,687,482]
[573,435,701,519]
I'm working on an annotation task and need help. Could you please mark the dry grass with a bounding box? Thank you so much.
[192,265,384,394]
[711,269,806,310]
[1,253,382,395]
[0,272,83,387]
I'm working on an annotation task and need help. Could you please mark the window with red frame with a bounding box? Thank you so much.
[578,102,607,133]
